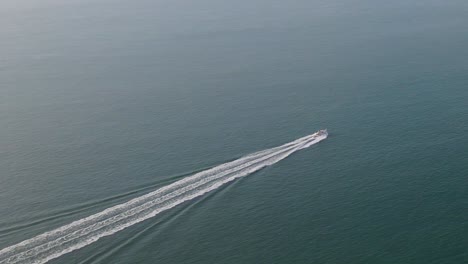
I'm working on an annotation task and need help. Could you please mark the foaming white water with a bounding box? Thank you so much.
[0,132,327,264]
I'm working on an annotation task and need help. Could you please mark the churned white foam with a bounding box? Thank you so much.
[0,132,327,264]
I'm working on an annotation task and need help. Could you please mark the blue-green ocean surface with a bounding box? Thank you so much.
[1,0,467,263]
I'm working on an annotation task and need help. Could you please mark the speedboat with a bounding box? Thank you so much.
[317,129,328,136]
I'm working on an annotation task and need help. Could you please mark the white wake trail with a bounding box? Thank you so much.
[0,132,327,264]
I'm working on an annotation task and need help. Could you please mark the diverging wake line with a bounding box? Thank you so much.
[0,131,328,264]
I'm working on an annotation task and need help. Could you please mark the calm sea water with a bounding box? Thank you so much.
[1,0,468,263]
